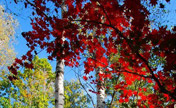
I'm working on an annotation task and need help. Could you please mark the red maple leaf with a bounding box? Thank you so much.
[83,76,88,81]
[150,0,158,6]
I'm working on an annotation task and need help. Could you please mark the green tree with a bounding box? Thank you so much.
[64,80,91,108]
[0,5,18,108]
[0,56,91,108]
[0,56,55,108]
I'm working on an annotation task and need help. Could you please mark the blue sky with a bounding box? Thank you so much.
[0,0,95,103]
[1,0,175,80]
[0,1,96,105]
[0,0,80,81]
[0,0,176,107]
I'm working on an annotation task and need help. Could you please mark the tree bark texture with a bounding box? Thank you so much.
[96,67,105,108]
[55,60,64,108]
[55,0,66,108]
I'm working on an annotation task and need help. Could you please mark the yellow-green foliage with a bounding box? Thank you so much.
[0,56,55,108]
[64,80,90,108]
[0,5,18,71]
[0,56,91,108]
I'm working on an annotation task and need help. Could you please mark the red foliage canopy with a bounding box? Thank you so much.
[12,0,175,106]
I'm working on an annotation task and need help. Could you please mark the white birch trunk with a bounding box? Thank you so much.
[55,0,67,108]
[96,67,105,108]
[55,59,64,108]
[92,25,106,108]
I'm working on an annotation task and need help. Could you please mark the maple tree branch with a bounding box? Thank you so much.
[96,0,112,25]
[82,50,151,79]
[109,73,120,107]
[72,19,113,28]
[116,25,176,100]
[73,19,176,100]
[117,70,151,78]
[72,67,96,107]
[110,91,116,107]
[136,78,142,106]
[72,19,124,39]
[76,74,96,108]
[25,0,50,19]
[106,20,176,100]
[136,52,176,100]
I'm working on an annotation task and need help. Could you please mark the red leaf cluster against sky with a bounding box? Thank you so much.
[11,0,175,106]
